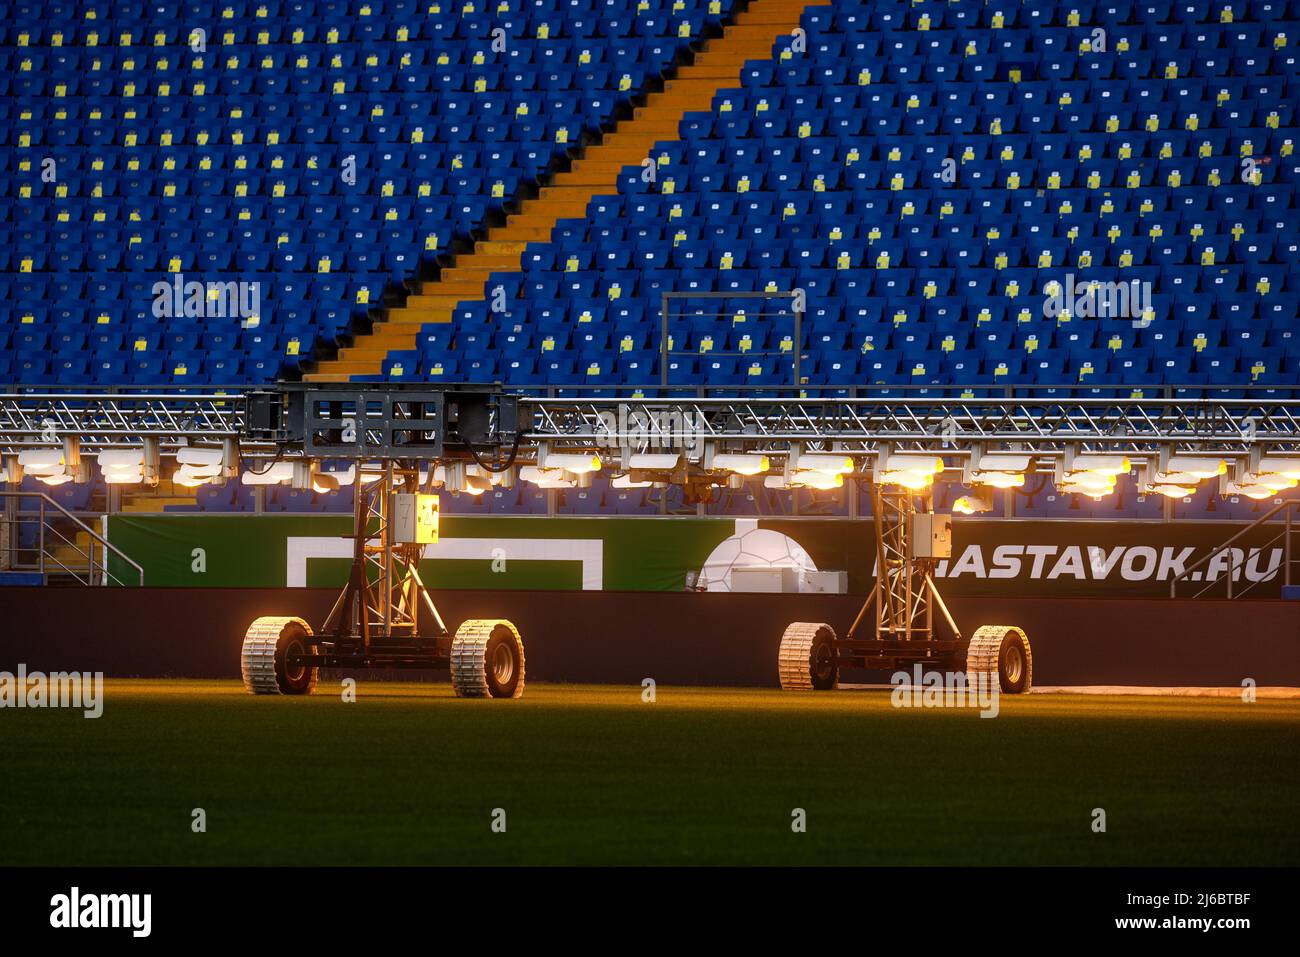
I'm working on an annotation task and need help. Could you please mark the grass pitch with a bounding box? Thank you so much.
[3,680,1297,866]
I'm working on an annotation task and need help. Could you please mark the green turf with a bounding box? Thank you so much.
[3,680,1297,865]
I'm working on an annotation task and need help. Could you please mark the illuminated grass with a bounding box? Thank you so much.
[3,680,1297,865]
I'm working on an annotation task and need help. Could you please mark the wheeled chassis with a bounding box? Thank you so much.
[779,481,1031,692]
[295,458,453,672]
[834,482,968,670]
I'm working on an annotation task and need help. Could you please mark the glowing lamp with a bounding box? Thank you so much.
[1165,456,1226,480]
[543,452,602,473]
[712,453,770,475]
[1069,454,1130,476]
[883,454,944,475]
[969,470,1025,489]
[1256,457,1300,480]
[176,447,224,468]
[461,474,492,495]
[1146,484,1194,499]
[1060,471,1117,499]
[880,469,935,490]
[795,453,855,475]
[1226,483,1275,501]
[1151,470,1207,486]
[17,449,64,472]
[519,466,576,488]
[319,466,356,487]
[1249,474,1298,492]
[174,462,220,488]
[311,472,340,494]
[794,470,845,490]
[627,453,680,471]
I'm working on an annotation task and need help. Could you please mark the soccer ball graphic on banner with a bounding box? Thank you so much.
[695,520,818,592]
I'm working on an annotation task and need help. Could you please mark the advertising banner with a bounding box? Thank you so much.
[106,513,1291,599]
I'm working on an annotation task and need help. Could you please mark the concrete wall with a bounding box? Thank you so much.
[1,587,1297,687]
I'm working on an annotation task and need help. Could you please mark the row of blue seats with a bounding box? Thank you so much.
[658,127,1295,158]
[789,23,1294,52]
[595,183,1298,218]
[395,341,1300,369]
[8,272,394,303]
[742,50,1296,80]
[412,321,1300,351]
[38,240,1277,279]
[801,2,1299,33]
[10,17,710,44]
[530,233,1293,266]
[14,192,1292,241]
[7,99,602,130]
[622,157,1293,186]
[769,25,1294,54]
[671,103,1295,137]
[711,76,1295,110]
[14,166,1291,214]
[375,265,1300,304]
[14,234,1294,275]
[745,55,1294,88]
[11,142,563,172]
[800,0,1299,29]
[12,51,702,81]
[560,213,1300,241]
[380,352,1300,384]
[12,69,676,101]
[12,258,1291,301]
[15,170,529,198]
[6,354,296,384]
[34,218,1288,259]
[11,74,1295,120]
[11,0,1298,25]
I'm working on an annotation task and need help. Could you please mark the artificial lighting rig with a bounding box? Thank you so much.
[3,383,1299,695]
[236,385,531,697]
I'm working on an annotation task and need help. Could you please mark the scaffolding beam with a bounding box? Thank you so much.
[1,385,1298,459]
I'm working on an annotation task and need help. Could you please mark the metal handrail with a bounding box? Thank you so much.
[659,291,804,388]
[1170,499,1300,599]
[0,491,144,586]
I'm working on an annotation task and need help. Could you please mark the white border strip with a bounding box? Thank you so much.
[285,536,604,589]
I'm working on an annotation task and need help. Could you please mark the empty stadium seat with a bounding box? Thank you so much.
[403,0,1300,396]
[3,0,739,385]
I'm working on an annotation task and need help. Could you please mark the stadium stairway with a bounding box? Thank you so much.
[306,0,821,381]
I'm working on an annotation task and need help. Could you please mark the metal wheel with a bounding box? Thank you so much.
[965,625,1033,694]
[777,622,838,691]
[450,619,526,698]
[241,616,319,696]
[491,641,516,686]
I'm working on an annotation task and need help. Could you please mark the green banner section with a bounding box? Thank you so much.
[106,514,737,591]
[106,513,1286,598]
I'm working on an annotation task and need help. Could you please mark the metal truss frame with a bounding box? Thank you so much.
[313,459,451,667]
[2,386,1300,459]
[0,391,254,453]
[525,394,1300,456]
[837,484,964,665]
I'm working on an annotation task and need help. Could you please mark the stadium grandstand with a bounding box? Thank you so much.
[2,0,1299,523]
